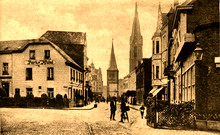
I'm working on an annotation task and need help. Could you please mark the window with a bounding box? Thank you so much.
[156,41,159,53]
[70,69,72,81]
[3,63,9,75]
[44,50,50,59]
[47,67,54,80]
[26,68,32,80]
[47,88,54,98]
[26,88,33,95]
[156,66,159,79]
[76,71,78,82]
[152,65,154,79]
[73,69,75,81]
[29,50,35,59]
[79,73,81,82]
[134,46,137,57]
[15,88,20,95]
[152,41,155,54]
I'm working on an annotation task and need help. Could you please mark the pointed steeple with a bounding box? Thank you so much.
[174,0,179,7]
[156,2,163,32]
[108,39,118,71]
[130,2,141,44]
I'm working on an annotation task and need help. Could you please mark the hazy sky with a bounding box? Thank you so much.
[0,0,185,85]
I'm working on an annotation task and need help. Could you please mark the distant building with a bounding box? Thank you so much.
[89,62,103,96]
[0,31,88,106]
[129,2,143,73]
[136,58,152,105]
[107,40,119,98]
[102,85,107,100]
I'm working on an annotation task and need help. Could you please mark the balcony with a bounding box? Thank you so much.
[175,33,195,62]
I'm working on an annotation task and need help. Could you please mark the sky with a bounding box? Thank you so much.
[0,0,186,85]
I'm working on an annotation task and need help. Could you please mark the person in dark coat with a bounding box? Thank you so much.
[139,105,145,119]
[110,97,117,120]
[120,99,126,122]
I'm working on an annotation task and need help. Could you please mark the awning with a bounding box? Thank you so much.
[149,87,164,97]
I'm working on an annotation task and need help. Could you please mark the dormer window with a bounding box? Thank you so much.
[44,50,50,59]
[29,50,35,59]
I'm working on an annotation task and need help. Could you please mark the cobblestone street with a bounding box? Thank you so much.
[1,103,218,135]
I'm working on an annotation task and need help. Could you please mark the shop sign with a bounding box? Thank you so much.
[24,60,55,65]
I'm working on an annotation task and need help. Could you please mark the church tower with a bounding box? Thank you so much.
[129,2,143,73]
[107,39,119,98]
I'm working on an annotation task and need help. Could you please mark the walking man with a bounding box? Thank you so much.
[120,99,126,123]
[110,97,117,120]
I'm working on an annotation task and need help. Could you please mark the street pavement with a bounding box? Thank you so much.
[1,102,219,135]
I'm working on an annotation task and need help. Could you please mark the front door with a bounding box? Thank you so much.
[2,82,9,97]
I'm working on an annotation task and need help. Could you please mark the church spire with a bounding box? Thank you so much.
[130,2,141,44]
[156,2,163,32]
[108,39,118,71]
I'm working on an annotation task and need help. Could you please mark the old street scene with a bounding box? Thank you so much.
[0,0,219,135]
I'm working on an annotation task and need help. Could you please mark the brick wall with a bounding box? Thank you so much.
[195,25,220,113]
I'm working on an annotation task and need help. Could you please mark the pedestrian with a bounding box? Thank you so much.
[120,99,127,123]
[139,105,145,119]
[110,97,117,120]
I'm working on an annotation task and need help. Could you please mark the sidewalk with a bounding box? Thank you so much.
[128,103,142,111]
[65,102,96,110]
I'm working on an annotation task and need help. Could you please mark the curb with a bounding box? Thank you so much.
[66,107,95,110]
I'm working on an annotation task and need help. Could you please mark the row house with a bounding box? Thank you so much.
[150,3,169,101]
[89,62,103,96]
[0,31,88,106]
[161,0,219,114]
[166,0,219,114]
[136,58,152,105]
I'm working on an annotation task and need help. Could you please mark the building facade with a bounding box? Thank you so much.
[0,31,88,106]
[136,58,152,105]
[164,0,220,114]
[129,2,143,73]
[89,62,103,96]
[150,4,169,100]
[107,40,119,98]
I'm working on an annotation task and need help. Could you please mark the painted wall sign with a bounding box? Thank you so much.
[24,60,55,65]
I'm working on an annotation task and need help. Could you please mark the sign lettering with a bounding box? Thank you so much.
[25,60,55,65]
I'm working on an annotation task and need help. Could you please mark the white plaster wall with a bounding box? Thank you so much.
[12,44,70,97]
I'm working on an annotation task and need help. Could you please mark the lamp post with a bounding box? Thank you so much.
[194,43,203,61]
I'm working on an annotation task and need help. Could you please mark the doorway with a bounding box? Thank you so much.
[2,82,9,97]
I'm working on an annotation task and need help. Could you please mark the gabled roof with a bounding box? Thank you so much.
[0,39,46,53]
[41,30,86,45]
[0,38,82,70]
[107,40,118,71]
[41,30,86,68]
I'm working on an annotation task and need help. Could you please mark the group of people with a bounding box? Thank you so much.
[110,97,129,123]
[110,97,146,123]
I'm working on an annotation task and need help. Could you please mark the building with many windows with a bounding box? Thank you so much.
[0,31,88,106]
[89,62,103,96]
[164,0,220,115]
[150,3,169,100]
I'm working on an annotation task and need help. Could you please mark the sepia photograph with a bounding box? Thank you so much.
[0,0,219,134]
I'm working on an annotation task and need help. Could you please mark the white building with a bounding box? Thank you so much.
[0,31,88,106]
